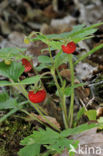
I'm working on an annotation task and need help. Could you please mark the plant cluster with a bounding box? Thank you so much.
[0,23,103,156]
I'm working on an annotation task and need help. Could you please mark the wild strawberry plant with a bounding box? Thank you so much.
[0,23,103,155]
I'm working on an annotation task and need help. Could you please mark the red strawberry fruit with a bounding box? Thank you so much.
[28,89,46,103]
[22,58,32,72]
[61,41,76,54]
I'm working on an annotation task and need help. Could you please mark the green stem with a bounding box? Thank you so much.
[52,70,60,91]
[61,95,68,129]
[68,54,75,128]
[48,46,68,129]
[52,71,68,129]
[0,101,28,123]
[40,72,51,78]
[74,44,103,65]
[56,68,63,85]
[48,44,54,65]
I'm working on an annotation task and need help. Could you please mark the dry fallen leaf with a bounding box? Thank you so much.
[97,107,103,118]
[37,115,60,129]
[43,5,58,18]
[40,23,72,35]
[58,64,68,72]
[60,69,71,81]
[27,113,61,129]
[27,41,48,57]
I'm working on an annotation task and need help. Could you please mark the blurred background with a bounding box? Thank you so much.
[1,0,103,90]
[0,0,103,48]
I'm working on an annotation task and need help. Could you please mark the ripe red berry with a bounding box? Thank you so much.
[61,41,76,54]
[28,89,46,103]
[22,58,32,72]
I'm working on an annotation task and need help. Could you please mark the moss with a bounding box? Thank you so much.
[0,116,36,156]
[0,145,8,156]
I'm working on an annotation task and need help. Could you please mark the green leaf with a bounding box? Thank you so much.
[64,83,85,96]
[73,35,94,43]
[0,81,12,86]
[32,34,48,42]
[20,128,59,146]
[85,110,97,120]
[0,47,28,60]
[45,138,75,153]
[54,52,68,68]
[19,127,75,155]
[97,117,103,129]
[48,41,63,50]
[64,87,71,96]
[46,23,102,41]
[20,75,41,85]
[46,24,85,39]
[0,61,24,82]
[31,23,103,51]
[18,144,40,156]
[41,47,55,53]
[68,22,103,41]
[0,106,22,122]
[38,55,51,64]
[19,123,98,156]
[76,107,85,122]
[0,92,17,109]
[98,117,103,123]
[61,123,98,137]
[36,63,50,71]
[70,28,97,43]
[76,27,96,34]
[74,107,86,126]
[0,76,40,86]
[33,34,63,50]
[18,128,60,155]
[0,101,28,123]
